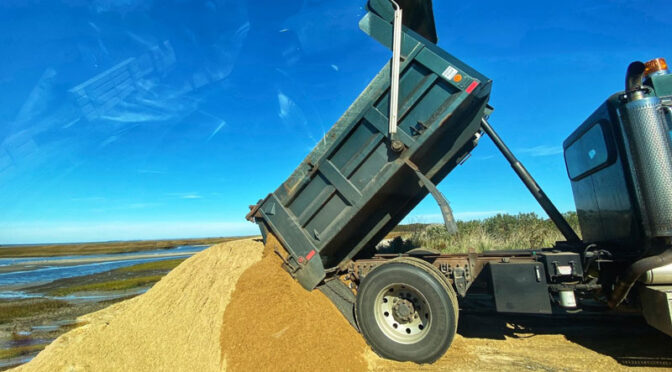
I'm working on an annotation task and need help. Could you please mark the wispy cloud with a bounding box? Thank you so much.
[181,194,202,199]
[166,192,202,200]
[99,135,119,148]
[517,145,563,157]
[62,117,80,129]
[405,210,507,223]
[207,120,226,141]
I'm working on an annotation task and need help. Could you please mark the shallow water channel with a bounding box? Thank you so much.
[0,245,207,300]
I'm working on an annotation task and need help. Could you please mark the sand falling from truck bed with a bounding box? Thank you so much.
[219,235,367,371]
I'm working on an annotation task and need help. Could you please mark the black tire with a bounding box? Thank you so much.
[393,257,459,324]
[405,247,441,256]
[355,260,458,363]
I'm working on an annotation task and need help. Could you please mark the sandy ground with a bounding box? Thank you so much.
[13,238,672,372]
[366,312,672,371]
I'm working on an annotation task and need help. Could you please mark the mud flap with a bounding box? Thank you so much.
[318,278,359,332]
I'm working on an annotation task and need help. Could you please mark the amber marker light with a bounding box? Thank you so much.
[644,58,668,76]
[453,74,463,82]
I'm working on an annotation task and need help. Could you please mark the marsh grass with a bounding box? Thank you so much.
[0,237,244,258]
[0,344,48,360]
[115,258,185,273]
[27,257,187,297]
[0,300,71,323]
[391,212,581,254]
[47,275,165,296]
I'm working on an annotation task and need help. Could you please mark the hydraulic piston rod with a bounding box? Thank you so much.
[481,118,582,244]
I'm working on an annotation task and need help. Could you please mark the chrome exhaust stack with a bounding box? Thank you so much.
[622,62,672,239]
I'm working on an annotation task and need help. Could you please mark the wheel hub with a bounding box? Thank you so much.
[392,299,415,322]
[373,283,432,344]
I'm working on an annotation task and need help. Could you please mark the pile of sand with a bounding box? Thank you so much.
[13,237,370,372]
[15,239,263,372]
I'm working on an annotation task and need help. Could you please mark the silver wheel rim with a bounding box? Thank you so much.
[373,283,431,344]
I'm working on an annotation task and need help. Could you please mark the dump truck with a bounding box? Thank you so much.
[246,0,672,363]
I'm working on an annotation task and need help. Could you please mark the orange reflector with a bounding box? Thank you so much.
[453,74,463,82]
[645,58,668,76]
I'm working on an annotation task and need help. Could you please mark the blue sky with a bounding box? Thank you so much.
[1,0,670,244]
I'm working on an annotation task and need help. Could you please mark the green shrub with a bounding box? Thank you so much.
[397,212,581,254]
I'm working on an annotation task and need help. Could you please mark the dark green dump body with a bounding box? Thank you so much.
[248,7,492,290]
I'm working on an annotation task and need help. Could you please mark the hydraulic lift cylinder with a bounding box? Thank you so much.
[481,118,582,244]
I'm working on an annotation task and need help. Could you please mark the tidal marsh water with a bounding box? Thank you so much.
[0,245,206,299]
[0,243,210,370]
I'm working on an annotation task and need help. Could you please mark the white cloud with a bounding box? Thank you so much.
[181,194,202,199]
[165,192,202,199]
[278,92,292,120]
[517,145,563,157]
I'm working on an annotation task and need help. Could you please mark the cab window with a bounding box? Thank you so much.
[565,122,611,180]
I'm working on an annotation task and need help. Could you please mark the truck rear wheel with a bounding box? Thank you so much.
[355,260,458,363]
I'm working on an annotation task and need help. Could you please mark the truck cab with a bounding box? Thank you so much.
[565,59,672,257]
[564,58,672,336]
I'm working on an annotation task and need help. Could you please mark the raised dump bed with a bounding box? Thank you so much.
[247,2,492,290]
